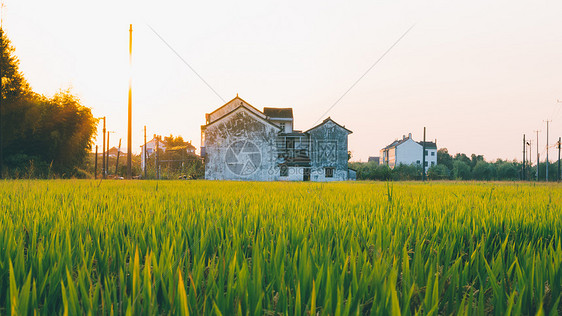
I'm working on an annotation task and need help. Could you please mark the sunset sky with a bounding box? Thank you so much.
[3,0,562,162]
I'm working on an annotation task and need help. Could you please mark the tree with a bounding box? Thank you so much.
[437,148,453,170]
[1,29,96,177]
[428,164,450,180]
[453,153,471,168]
[470,154,484,170]
[472,160,494,180]
[453,160,471,180]
[496,161,518,180]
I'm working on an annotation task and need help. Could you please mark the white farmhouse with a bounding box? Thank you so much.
[380,133,437,172]
[140,136,196,170]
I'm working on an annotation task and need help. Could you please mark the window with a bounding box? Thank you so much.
[424,161,428,167]
[424,150,428,156]
[431,162,435,166]
[431,151,435,156]
[325,167,334,178]
[416,160,420,164]
[280,165,288,177]
[279,122,285,132]
[286,138,295,150]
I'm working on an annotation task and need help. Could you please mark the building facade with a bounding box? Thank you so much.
[201,95,353,181]
[380,133,437,172]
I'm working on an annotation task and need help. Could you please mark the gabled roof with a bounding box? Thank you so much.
[208,95,265,120]
[203,104,282,130]
[263,107,293,119]
[382,138,409,150]
[305,117,352,134]
[140,137,167,148]
[417,141,437,149]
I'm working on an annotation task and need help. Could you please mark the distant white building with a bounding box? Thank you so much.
[140,136,195,170]
[380,133,437,172]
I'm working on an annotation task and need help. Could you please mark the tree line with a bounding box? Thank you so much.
[0,29,97,178]
[350,148,561,181]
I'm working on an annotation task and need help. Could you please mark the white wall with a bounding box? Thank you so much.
[394,138,437,172]
[271,119,293,133]
[395,139,422,166]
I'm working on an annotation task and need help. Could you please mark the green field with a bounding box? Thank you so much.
[0,180,561,315]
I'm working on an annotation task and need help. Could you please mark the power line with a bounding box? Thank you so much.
[147,24,226,103]
[313,24,416,126]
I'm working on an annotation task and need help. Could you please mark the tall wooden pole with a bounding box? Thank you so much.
[422,127,426,181]
[106,131,110,175]
[535,130,540,180]
[545,120,551,181]
[94,145,98,179]
[115,138,121,175]
[127,24,133,179]
[522,134,526,180]
[558,137,562,182]
[102,116,106,179]
[144,126,147,179]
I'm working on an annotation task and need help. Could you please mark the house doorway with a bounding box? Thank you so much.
[303,168,311,181]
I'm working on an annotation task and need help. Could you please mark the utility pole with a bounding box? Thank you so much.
[558,137,561,182]
[115,138,121,175]
[94,145,98,179]
[422,127,426,181]
[155,134,160,180]
[545,120,551,181]
[102,116,106,179]
[106,131,110,176]
[127,24,133,179]
[534,130,540,180]
[558,137,562,182]
[522,134,526,180]
[143,126,147,179]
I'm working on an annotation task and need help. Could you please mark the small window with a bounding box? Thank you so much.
[431,162,435,166]
[431,151,435,156]
[286,138,295,150]
[424,161,428,167]
[416,160,420,164]
[279,122,285,132]
[280,165,288,177]
[325,167,334,178]
[424,150,428,156]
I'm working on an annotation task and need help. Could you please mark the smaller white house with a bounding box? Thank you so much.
[140,137,167,170]
[139,137,196,170]
[380,133,437,172]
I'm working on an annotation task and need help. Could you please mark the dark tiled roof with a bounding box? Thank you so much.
[382,138,408,150]
[263,107,293,119]
[305,117,352,134]
[417,141,437,149]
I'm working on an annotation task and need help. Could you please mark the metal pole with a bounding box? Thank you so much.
[558,137,562,182]
[102,117,106,179]
[422,127,426,181]
[144,126,147,179]
[535,130,540,180]
[94,145,98,179]
[522,134,526,180]
[545,120,551,181]
[127,24,133,179]
[156,135,160,180]
[115,138,121,175]
[106,131,111,176]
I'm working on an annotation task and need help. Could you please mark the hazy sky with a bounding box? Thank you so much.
[3,0,562,162]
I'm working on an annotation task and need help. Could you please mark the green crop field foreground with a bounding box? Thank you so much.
[0,181,561,315]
